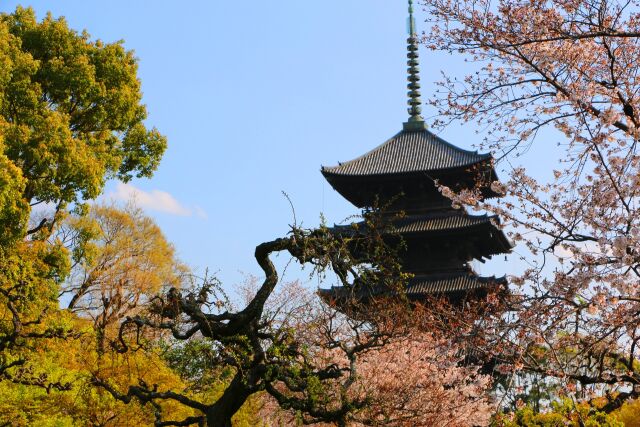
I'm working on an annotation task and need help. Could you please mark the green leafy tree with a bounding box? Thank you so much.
[1,7,165,216]
[0,6,166,392]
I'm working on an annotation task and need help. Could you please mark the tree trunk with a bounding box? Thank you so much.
[206,373,252,427]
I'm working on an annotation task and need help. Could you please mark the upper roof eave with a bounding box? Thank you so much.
[321,129,494,178]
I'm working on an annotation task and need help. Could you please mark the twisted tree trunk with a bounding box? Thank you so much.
[206,373,252,427]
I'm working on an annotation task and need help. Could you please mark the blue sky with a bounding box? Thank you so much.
[3,1,555,289]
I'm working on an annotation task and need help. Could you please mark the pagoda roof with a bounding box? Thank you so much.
[394,213,513,254]
[393,212,499,234]
[322,128,492,178]
[318,272,507,303]
[407,272,507,295]
[332,212,512,249]
[332,212,499,235]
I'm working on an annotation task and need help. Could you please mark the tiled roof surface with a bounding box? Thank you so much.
[318,273,507,301]
[331,213,500,235]
[322,129,491,176]
[393,213,496,234]
[407,273,507,294]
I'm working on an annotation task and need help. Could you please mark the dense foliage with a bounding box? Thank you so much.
[0,5,167,423]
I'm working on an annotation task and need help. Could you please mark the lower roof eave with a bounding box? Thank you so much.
[317,274,509,306]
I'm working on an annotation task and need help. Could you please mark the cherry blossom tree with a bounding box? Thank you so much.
[253,283,495,427]
[346,332,494,426]
[419,0,640,411]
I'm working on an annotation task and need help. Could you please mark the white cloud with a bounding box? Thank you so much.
[109,183,201,217]
[194,205,208,219]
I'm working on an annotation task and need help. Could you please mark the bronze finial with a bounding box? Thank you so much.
[404,0,427,131]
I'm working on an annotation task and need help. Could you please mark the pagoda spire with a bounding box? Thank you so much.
[404,0,427,131]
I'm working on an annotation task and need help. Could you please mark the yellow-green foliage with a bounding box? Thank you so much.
[0,141,28,245]
[0,317,198,426]
[615,398,640,427]
[494,399,624,427]
[0,6,166,207]
[0,6,169,424]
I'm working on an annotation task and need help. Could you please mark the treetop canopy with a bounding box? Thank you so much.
[0,6,166,216]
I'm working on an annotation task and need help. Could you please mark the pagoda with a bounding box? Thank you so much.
[318,0,512,304]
